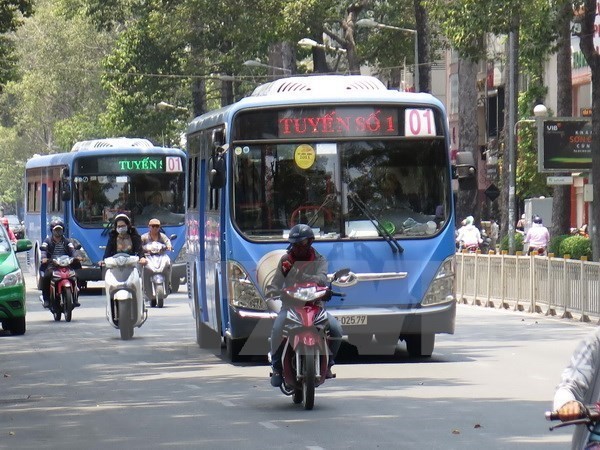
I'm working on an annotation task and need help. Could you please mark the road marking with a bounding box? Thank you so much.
[259,421,278,430]
[306,447,325,450]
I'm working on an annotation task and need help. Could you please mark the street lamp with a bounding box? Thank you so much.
[242,59,291,74]
[297,38,347,54]
[356,18,419,92]
[508,103,548,253]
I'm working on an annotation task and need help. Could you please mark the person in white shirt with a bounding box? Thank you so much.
[524,216,550,255]
[455,216,482,251]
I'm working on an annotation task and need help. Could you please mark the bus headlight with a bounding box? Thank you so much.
[227,261,268,311]
[0,269,23,287]
[421,256,455,306]
[70,239,93,266]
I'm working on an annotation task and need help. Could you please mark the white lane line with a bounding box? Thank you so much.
[259,421,278,429]
[306,447,325,450]
[218,399,235,407]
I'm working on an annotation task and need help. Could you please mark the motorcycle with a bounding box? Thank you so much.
[104,253,147,340]
[142,239,173,308]
[269,268,350,410]
[546,403,600,448]
[527,246,546,256]
[40,255,79,322]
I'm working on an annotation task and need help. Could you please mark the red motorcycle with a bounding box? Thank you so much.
[272,269,349,410]
[48,255,80,322]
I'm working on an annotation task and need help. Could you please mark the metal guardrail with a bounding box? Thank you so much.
[456,252,600,323]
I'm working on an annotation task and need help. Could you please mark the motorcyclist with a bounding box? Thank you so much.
[264,223,343,387]
[455,216,482,251]
[524,216,550,255]
[140,217,172,292]
[102,213,146,263]
[40,219,81,308]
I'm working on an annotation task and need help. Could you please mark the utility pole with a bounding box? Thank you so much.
[507,27,519,254]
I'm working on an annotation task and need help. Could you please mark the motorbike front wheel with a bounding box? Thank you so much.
[118,300,134,340]
[63,289,73,322]
[156,284,165,308]
[302,347,316,410]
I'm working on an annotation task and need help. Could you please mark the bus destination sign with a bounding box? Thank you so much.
[76,155,183,175]
[278,108,399,138]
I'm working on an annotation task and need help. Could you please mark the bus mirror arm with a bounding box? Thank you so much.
[209,152,227,189]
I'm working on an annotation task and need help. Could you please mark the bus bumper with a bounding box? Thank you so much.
[328,299,457,336]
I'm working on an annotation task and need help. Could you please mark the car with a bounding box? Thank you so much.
[5,214,24,239]
[0,226,32,335]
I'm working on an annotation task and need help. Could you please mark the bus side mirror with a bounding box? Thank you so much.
[61,167,71,201]
[208,154,226,189]
[452,151,476,179]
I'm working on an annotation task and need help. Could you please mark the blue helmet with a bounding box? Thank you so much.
[288,224,314,244]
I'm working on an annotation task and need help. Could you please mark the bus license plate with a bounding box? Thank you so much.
[337,315,367,326]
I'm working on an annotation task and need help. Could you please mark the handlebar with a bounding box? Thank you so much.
[546,404,600,431]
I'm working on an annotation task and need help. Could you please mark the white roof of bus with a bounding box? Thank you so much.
[188,75,445,133]
[71,138,155,152]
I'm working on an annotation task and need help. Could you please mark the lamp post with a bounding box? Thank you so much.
[508,103,548,253]
[356,18,419,92]
[242,59,291,74]
[297,38,347,54]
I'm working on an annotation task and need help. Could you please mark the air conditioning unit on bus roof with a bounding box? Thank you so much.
[71,138,155,152]
[250,75,388,96]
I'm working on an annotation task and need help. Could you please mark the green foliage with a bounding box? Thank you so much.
[548,234,569,256]
[499,232,524,253]
[559,235,592,260]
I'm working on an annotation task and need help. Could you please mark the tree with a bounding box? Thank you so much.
[577,0,600,260]
[0,0,34,92]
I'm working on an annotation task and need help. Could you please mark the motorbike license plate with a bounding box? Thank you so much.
[336,315,367,326]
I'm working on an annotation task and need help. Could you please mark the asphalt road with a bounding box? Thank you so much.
[0,271,595,449]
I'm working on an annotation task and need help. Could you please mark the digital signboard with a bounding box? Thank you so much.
[538,118,592,172]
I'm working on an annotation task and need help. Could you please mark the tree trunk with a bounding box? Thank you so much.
[414,0,431,93]
[551,0,573,241]
[269,42,296,77]
[580,0,600,260]
[456,57,479,223]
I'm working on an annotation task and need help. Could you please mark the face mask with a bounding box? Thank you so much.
[53,229,64,238]
[116,226,128,235]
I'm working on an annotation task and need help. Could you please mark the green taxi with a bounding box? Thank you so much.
[0,228,32,335]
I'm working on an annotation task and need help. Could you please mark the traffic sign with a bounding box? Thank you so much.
[546,176,573,185]
[484,183,500,201]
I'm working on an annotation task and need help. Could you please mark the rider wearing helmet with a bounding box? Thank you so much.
[524,215,550,255]
[40,218,80,308]
[103,214,146,262]
[264,224,343,387]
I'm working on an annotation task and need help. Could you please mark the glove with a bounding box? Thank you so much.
[281,258,292,275]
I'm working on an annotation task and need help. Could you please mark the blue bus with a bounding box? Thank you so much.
[24,138,187,290]
[186,75,456,361]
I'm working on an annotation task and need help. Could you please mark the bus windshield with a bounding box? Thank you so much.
[232,139,450,241]
[73,155,185,227]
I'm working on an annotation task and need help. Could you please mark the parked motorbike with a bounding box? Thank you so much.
[104,253,147,340]
[40,255,79,322]
[546,403,600,447]
[142,239,173,308]
[269,268,350,410]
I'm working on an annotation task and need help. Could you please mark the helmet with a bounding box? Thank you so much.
[533,216,543,224]
[49,218,64,231]
[288,224,314,244]
[465,216,474,225]
[113,213,131,227]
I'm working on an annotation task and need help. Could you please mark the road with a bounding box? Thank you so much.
[0,271,594,449]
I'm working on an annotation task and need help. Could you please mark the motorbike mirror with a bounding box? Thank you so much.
[169,234,177,241]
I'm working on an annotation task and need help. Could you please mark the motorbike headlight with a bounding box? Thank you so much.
[227,261,268,311]
[0,269,24,287]
[421,256,455,306]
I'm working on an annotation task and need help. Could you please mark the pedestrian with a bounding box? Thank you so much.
[516,214,526,235]
[489,219,499,251]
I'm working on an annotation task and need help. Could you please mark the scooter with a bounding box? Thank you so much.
[40,255,79,322]
[269,268,350,410]
[104,253,147,340]
[142,240,173,308]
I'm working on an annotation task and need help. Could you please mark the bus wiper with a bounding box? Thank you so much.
[306,193,337,228]
[347,191,404,254]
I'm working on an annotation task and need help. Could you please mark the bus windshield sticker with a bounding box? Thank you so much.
[404,108,436,137]
[294,144,316,170]
[316,143,337,155]
[116,176,129,183]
